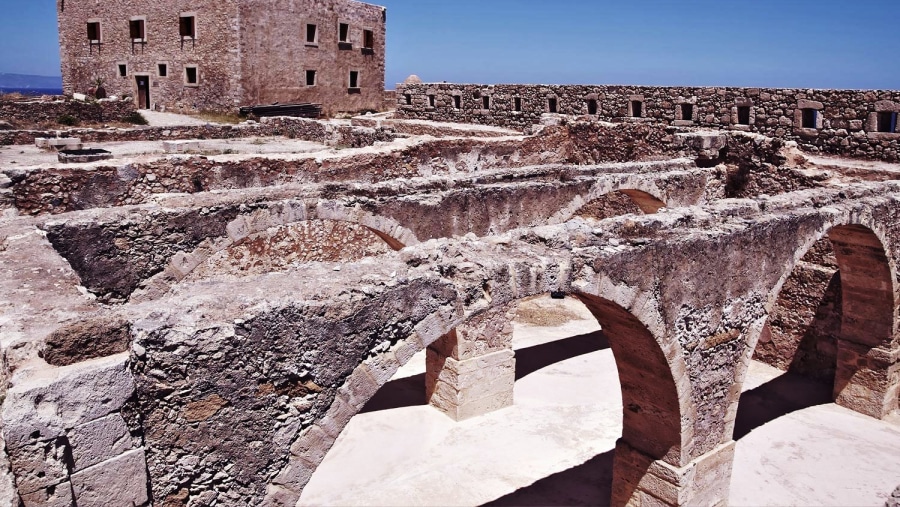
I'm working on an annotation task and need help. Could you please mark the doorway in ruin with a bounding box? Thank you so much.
[730,224,900,506]
[299,291,683,506]
[135,75,150,109]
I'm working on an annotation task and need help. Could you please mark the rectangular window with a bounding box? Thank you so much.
[548,97,558,113]
[737,106,751,125]
[587,99,598,115]
[118,63,128,77]
[306,24,318,44]
[158,63,168,77]
[349,70,359,89]
[453,95,461,109]
[129,18,146,41]
[631,100,643,118]
[179,15,196,38]
[428,94,435,107]
[877,111,898,133]
[404,93,412,105]
[305,70,316,86]
[185,66,198,85]
[363,30,374,49]
[339,23,349,42]
[680,103,694,121]
[482,96,490,109]
[87,21,101,42]
[801,108,818,129]
[514,97,522,112]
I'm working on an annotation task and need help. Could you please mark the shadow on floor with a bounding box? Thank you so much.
[515,329,609,380]
[733,371,833,440]
[360,330,611,414]
[482,448,615,507]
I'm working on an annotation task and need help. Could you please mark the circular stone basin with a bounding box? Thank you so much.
[58,148,113,163]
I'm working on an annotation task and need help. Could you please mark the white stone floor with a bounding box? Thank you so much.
[299,296,900,507]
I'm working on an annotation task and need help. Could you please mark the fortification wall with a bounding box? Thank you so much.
[395,84,900,161]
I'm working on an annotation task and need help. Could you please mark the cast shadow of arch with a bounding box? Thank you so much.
[360,329,610,414]
[481,448,615,507]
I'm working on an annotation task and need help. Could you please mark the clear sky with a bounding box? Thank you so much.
[2,0,898,90]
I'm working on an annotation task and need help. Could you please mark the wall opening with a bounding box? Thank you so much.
[482,95,491,109]
[630,100,643,118]
[86,21,101,43]
[801,108,818,129]
[306,24,318,44]
[129,18,146,42]
[588,99,598,115]
[339,23,349,42]
[427,94,435,108]
[877,111,898,133]
[306,70,317,87]
[514,97,522,112]
[363,29,374,49]
[348,71,360,91]
[737,106,751,125]
[548,97,558,113]
[403,94,411,105]
[453,95,461,109]
[680,103,694,121]
[179,15,196,39]
[117,63,127,78]
[157,63,167,77]
[184,66,198,86]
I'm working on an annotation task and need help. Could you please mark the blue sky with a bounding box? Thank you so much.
[2,0,898,89]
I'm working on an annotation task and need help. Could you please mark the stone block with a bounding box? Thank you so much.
[19,481,74,507]
[289,425,334,464]
[70,448,148,507]
[67,413,132,472]
[7,438,70,495]
[2,353,135,449]
[162,140,201,153]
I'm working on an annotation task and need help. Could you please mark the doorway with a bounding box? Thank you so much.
[135,75,150,109]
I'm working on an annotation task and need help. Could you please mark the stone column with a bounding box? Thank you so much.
[834,340,900,419]
[611,439,736,507]
[425,306,516,421]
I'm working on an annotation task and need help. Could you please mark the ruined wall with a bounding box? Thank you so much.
[0,98,135,128]
[57,0,242,112]
[238,0,387,116]
[395,84,900,161]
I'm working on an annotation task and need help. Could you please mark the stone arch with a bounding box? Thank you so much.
[735,218,898,426]
[550,181,669,225]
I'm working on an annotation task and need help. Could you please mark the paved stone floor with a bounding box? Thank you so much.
[299,296,900,507]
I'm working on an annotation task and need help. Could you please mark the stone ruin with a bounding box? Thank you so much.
[0,94,899,506]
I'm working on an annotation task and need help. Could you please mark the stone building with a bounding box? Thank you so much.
[56,0,387,115]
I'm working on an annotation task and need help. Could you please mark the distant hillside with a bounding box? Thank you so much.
[0,73,62,90]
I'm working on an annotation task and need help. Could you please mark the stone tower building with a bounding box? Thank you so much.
[56,0,387,116]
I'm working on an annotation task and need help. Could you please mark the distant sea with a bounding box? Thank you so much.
[0,87,63,96]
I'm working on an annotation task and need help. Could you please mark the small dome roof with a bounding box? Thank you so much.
[403,74,423,84]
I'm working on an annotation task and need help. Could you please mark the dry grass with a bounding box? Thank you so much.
[515,299,585,327]
[190,111,244,125]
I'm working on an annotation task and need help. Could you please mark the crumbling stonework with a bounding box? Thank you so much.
[1,114,899,506]
[0,96,136,128]
[57,0,386,115]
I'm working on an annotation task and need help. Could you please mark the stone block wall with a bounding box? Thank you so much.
[238,0,386,116]
[395,83,900,161]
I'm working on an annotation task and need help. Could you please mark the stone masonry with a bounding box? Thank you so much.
[395,83,900,161]
[57,0,386,115]
[0,111,899,506]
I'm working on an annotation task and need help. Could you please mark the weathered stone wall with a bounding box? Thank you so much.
[238,0,387,116]
[56,0,387,114]
[57,0,242,112]
[395,83,900,161]
[0,98,136,128]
